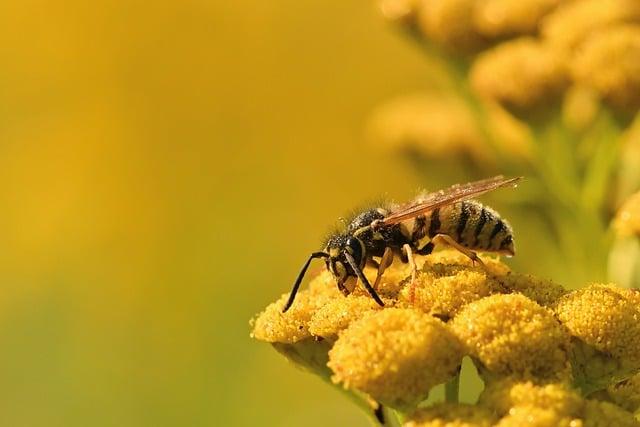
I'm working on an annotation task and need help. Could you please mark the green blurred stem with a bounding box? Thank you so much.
[445,373,460,403]
[531,110,620,284]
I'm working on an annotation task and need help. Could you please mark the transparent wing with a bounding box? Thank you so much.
[382,176,522,225]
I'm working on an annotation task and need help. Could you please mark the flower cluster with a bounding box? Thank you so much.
[371,0,640,291]
[251,250,640,425]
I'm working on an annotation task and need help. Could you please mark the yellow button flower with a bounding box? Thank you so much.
[451,294,571,380]
[404,403,497,427]
[328,308,463,410]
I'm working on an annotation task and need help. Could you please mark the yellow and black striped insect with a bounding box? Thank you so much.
[282,176,521,312]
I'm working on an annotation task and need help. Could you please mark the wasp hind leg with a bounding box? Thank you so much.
[431,234,485,267]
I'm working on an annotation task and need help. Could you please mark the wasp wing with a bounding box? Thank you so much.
[382,176,522,225]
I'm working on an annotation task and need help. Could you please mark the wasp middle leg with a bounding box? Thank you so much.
[400,244,419,303]
[372,247,394,290]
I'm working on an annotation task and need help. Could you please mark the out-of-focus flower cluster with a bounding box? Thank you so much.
[378,0,640,117]
[251,250,640,425]
[372,0,640,291]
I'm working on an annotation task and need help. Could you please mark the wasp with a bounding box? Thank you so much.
[282,176,521,312]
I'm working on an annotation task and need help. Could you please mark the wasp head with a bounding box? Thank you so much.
[325,234,366,292]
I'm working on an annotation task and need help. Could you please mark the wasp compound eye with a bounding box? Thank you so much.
[346,237,363,264]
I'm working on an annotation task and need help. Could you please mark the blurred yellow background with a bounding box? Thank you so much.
[0,1,458,425]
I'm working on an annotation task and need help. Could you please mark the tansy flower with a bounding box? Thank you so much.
[613,190,640,237]
[366,94,488,163]
[554,284,640,392]
[397,267,504,319]
[252,252,640,424]
[495,406,580,427]
[450,293,571,381]
[327,308,463,410]
[541,0,640,52]
[601,372,640,413]
[496,272,567,306]
[251,270,341,344]
[470,38,567,117]
[416,0,486,53]
[307,295,386,339]
[479,379,584,418]
[582,399,640,426]
[404,403,497,427]
[570,25,640,114]
[473,0,561,38]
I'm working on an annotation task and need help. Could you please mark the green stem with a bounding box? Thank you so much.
[445,373,460,403]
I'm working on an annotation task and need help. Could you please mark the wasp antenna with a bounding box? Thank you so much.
[343,250,385,307]
[282,252,329,313]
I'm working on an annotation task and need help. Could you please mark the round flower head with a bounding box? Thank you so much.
[328,308,463,410]
[451,294,571,380]
[366,94,487,163]
[479,379,584,418]
[554,284,640,360]
[496,272,567,306]
[582,399,640,427]
[571,25,640,113]
[251,270,340,343]
[470,38,567,117]
[380,0,421,23]
[473,0,561,38]
[541,0,640,52]
[495,406,581,427]
[562,85,601,133]
[398,267,503,319]
[404,403,497,427]
[614,190,640,237]
[416,0,486,53]
[554,284,640,391]
[307,295,385,339]
[602,372,640,413]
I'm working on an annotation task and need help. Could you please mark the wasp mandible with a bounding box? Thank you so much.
[282,176,522,312]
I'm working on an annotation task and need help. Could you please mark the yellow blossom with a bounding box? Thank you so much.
[473,0,561,38]
[614,191,640,237]
[554,284,640,362]
[470,38,567,116]
[379,0,422,23]
[541,0,640,52]
[602,373,640,413]
[398,268,503,319]
[366,94,487,163]
[451,294,571,380]
[496,272,567,306]
[404,403,497,427]
[554,284,640,392]
[307,295,386,339]
[479,379,584,418]
[570,25,640,113]
[328,308,463,410]
[416,0,486,53]
[495,406,580,427]
[582,399,640,427]
[251,270,340,343]
[562,85,601,133]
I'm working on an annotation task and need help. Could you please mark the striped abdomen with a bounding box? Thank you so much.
[399,200,515,255]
